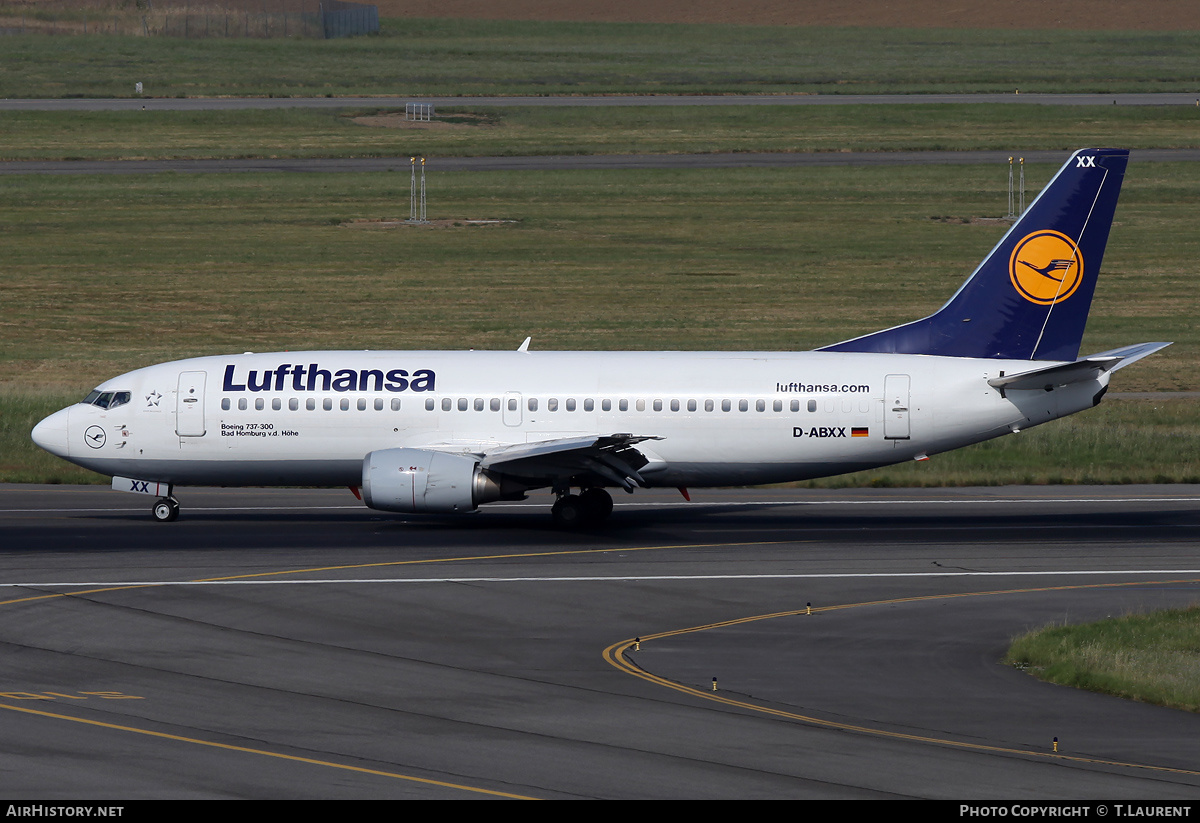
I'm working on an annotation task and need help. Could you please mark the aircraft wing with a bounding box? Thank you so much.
[477,433,663,492]
[987,342,1172,391]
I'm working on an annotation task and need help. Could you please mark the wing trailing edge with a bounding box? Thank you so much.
[479,433,663,491]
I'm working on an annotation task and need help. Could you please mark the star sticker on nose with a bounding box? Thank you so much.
[146,390,162,407]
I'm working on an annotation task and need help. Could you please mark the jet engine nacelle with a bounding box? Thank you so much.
[362,448,505,513]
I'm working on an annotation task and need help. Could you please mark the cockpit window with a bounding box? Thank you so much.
[82,390,131,409]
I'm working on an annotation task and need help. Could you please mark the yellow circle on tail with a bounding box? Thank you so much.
[1009,230,1084,305]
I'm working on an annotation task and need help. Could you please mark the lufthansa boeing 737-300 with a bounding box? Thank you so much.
[31,149,1169,526]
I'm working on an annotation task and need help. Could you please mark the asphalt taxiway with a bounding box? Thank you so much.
[2,483,1200,798]
[4,148,1200,177]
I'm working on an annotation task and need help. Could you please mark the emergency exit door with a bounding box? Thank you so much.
[884,374,910,440]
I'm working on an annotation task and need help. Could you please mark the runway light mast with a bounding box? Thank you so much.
[408,156,428,224]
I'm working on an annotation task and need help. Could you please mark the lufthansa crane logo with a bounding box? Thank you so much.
[84,425,106,449]
[1009,230,1084,305]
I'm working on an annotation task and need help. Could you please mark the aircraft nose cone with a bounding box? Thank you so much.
[31,407,70,458]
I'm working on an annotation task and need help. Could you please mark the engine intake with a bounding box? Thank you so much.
[362,448,507,513]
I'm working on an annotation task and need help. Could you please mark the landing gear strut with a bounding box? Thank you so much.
[152,496,180,522]
[551,487,613,528]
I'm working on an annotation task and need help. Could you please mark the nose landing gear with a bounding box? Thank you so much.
[152,497,180,522]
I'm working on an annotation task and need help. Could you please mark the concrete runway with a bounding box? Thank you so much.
[3,483,1200,798]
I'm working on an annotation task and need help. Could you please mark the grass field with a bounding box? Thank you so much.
[3,104,1200,161]
[4,163,1194,386]
[2,163,1195,484]
[1007,606,1200,713]
[2,19,1200,98]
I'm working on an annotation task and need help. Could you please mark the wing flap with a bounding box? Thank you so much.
[480,433,662,489]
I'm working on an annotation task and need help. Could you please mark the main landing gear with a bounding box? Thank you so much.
[152,496,180,522]
[551,487,614,528]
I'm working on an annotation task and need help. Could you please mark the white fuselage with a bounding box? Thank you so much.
[34,349,1106,490]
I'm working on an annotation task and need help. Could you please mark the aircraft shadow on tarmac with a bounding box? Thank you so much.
[10,497,1198,553]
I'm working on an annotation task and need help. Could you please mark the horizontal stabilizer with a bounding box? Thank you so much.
[1089,341,1173,373]
[988,342,1171,391]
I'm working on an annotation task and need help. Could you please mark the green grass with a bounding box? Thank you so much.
[3,104,1200,161]
[3,19,1200,98]
[2,163,1193,484]
[1006,606,1200,712]
[2,164,1191,386]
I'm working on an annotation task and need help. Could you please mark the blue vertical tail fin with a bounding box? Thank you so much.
[821,148,1129,361]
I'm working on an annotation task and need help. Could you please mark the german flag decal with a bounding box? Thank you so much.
[851,427,869,437]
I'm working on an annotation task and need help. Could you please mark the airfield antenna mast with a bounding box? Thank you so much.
[1017,157,1027,215]
[1006,156,1028,219]
[408,156,428,224]
[1007,157,1015,219]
